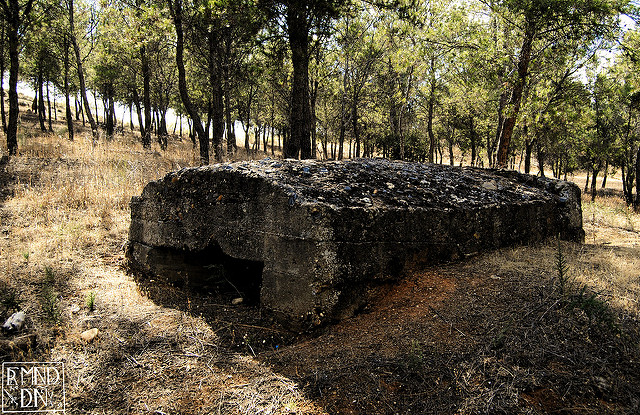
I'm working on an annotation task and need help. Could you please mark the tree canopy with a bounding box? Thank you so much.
[2,0,640,204]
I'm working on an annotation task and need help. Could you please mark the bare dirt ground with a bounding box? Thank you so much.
[0,118,639,414]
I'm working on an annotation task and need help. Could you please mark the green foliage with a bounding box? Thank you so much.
[554,239,617,329]
[7,0,635,171]
[404,340,426,372]
[568,286,617,328]
[0,283,22,313]
[41,266,61,324]
[555,238,571,301]
[86,291,96,312]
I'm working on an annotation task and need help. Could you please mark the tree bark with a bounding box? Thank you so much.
[222,30,235,155]
[168,0,208,165]
[427,59,436,163]
[132,88,145,140]
[37,64,46,131]
[496,20,535,167]
[63,35,73,140]
[0,21,6,134]
[634,146,640,210]
[524,138,534,174]
[46,79,52,132]
[141,45,152,148]
[591,166,599,202]
[68,0,97,137]
[285,1,312,159]
[208,29,224,161]
[3,0,26,155]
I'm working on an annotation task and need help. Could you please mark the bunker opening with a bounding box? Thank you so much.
[145,242,264,305]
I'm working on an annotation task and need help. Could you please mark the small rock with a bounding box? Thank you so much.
[69,304,81,314]
[2,311,26,333]
[231,297,244,305]
[482,181,498,191]
[80,328,99,342]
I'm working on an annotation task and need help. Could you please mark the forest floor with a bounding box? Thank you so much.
[0,110,639,414]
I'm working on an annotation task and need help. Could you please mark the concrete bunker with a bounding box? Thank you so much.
[127,159,584,330]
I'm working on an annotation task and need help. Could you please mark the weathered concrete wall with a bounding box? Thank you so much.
[127,159,584,330]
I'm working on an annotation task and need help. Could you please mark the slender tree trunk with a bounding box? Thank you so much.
[584,168,590,193]
[469,117,477,167]
[141,46,152,148]
[37,67,46,131]
[5,3,21,155]
[286,2,312,159]
[63,35,73,141]
[634,146,640,210]
[497,20,535,167]
[427,58,436,163]
[46,79,52,132]
[132,88,146,141]
[129,103,134,131]
[68,0,97,137]
[221,29,236,155]
[0,21,6,134]
[168,0,208,164]
[536,143,545,178]
[311,79,318,159]
[524,138,534,174]
[208,29,224,161]
[591,167,599,202]
[94,93,99,125]
[105,84,114,137]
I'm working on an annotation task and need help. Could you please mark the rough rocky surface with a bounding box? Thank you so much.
[126,158,584,330]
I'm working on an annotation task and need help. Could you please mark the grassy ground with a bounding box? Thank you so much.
[0,118,639,414]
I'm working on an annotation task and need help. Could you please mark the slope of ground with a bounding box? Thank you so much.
[0,125,639,414]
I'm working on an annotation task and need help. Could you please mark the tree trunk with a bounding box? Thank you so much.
[63,35,73,141]
[68,0,97,137]
[524,138,534,174]
[285,2,312,159]
[168,0,208,164]
[208,29,224,161]
[635,146,640,210]
[5,1,21,155]
[591,167,599,202]
[141,45,152,148]
[427,59,436,163]
[105,84,114,137]
[132,88,146,141]
[129,103,134,131]
[469,117,476,167]
[311,79,318,159]
[221,28,236,155]
[536,141,545,178]
[46,79,52,132]
[352,95,360,158]
[0,21,6,134]
[496,20,535,167]
[37,67,46,131]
